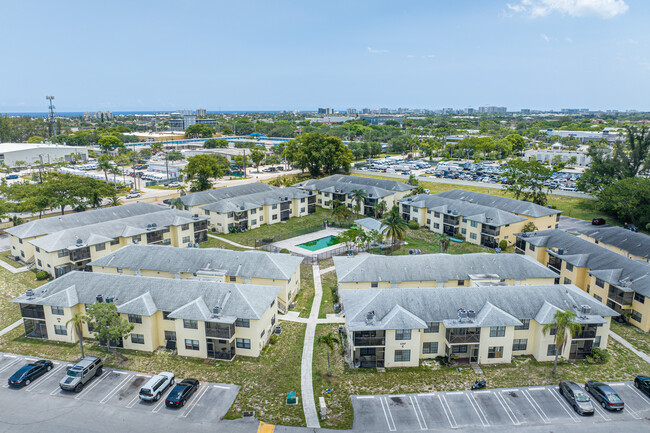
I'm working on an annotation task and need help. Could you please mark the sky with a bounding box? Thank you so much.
[0,0,648,112]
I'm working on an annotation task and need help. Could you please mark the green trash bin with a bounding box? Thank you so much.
[287,391,297,405]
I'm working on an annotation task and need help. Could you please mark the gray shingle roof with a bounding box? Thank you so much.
[333,253,558,284]
[436,190,562,218]
[30,210,208,253]
[354,218,387,233]
[5,203,166,239]
[516,229,650,297]
[11,272,280,321]
[200,187,312,213]
[340,284,616,332]
[575,226,650,261]
[89,244,303,280]
[295,174,415,197]
[400,194,527,226]
[180,183,277,207]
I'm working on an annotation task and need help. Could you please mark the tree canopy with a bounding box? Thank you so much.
[98,135,125,153]
[183,154,230,191]
[283,132,354,177]
[185,123,215,138]
[203,138,228,149]
[502,158,553,206]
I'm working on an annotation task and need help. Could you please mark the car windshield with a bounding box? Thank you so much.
[606,393,621,402]
[575,392,590,402]
[67,370,82,377]
[168,386,184,400]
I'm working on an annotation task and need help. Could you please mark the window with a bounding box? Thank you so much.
[204,210,210,216]
[110,238,119,246]
[395,329,411,340]
[434,212,441,218]
[117,267,123,274]
[423,342,438,354]
[260,329,265,339]
[470,233,477,240]
[565,263,573,272]
[182,236,190,244]
[54,325,67,335]
[260,216,263,222]
[162,239,171,245]
[394,349,411,362]
[132,235,141,243]
[563,277,572,284]
[184,339,199,351]
[51,306,64,316]
[549,325,557,335]
[235,318,250,328]
[58,249,68,258]
[595,278,605,288]
[250,208,256,215]
[512,339,528,351]
[183,319,198,329]
[37,259,42,267]
[471,220,478,228]
[427,219,431,225]
[181,224,189,231]
[272,204,277,210]
[131,334,145,344]
[488,346,503,358]
[371,282,378,288]
[635,293,645,304]
[458,280,465,286]
[490,326,505,337]
[95,243,106,252]
[528,244,535,252]
[631,310,643,323]
[424,322,439,333]
[272,214,278,220]
[251,220,257,225]
[433,223,440,229]
[164,331,176,341]
[594,294,602,302]
[162,311,173,321]
[547,344,557,356]
[236,338,251,349]
[452,345,467,353]
[515,319,530,330]
[128,314,142,324]
[461,228,467,235]
[594,336,601,348]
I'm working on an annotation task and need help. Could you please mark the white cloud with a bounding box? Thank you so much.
[541,33,550,42]
[565,37,573,43]
[506,0,629,19]
[406,54,415,58]
[367,47,389,54]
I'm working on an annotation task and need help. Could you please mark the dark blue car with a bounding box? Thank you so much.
[585,381,624,410]
[635,376,650,397]
[165,378,199,407]
[8,360,53,387]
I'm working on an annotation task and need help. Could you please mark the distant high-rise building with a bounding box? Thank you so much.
[196,108,207,117]
[465,108,475,114]
[318,107,334,115]
[478,106,507,114]
[361,108,371,114]
[520,109,531,114]
[346,108,357,115]
[379,108,390,114]
[183,114,196,128]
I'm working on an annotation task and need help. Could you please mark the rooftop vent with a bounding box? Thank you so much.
[240,206,245,210]
[467,310,476,320]
[580,305,591,315]
[105,296,115,303]
[192,214,199,220]
[212,306,221,316]
[96,294,104,303]
[557,248,565,255]
[365,311,376,325]
[457,308,468,321]
[151,223,157,228]
[76,238,83,246]
[146,223,153,230]
[25,289,35,299]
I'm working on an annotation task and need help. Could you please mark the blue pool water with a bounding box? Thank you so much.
[297,235,340,251]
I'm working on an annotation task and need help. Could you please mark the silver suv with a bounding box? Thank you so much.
[59,356,103,392]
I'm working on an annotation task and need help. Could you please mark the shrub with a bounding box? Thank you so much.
[590,347,610,364]
[521,221,538,233]
[269,335,279,345]
[279,248,290,254]
[35,270,50,281]
[331,287,339,304]
[408,220,420,230]
[498,240,508,250]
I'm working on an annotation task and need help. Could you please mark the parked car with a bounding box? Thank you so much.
[8,360,53,387]
[591,218,606,225]
[139,372,175,402]
[165,378,199,407]
[165,182,180,188]
[634,376,650,397]
[59,356,103,392]
[126,191,141,199]
[4,175,18,180]
[559,381,594,415]
[624,223,639,232]
[584,381,624,410]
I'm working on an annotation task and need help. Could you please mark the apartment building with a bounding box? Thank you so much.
[179,183,277,214]
[573,226,650,263]
[30,210,209,278]
[515,229,650,332]
[333,253,558,290]
[399,194,528,247]
[89,245,302,313]
[6,202,165,263]
[340,285,615,368]
[12,272,281,360]
[294,174,415,216]
[199,187,316,233]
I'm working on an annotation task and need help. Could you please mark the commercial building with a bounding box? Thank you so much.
[340,284,615,368]
[89,245,302,313]
[295,174,415,216]
[30,209,209,278]
[333,253,558,290]
[0,143,88,167]
[7,202,166,264]
[318,107,334,115]
[515,229,650,332]
[524,148,592,166]
[478,106,507,114]
[541,129,623,143]
[12,272,280,360]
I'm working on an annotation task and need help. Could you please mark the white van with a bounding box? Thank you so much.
[139,372,175,401]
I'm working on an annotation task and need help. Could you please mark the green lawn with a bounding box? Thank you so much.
[292,263,315,318]
[0,251,24,268]
[0,268,47,331]
[319,270,338,319]
[313,323,650,430]
[370,227,493,256]
[611,321,650,355]
[0,320,308,427]
[200,236,247,251]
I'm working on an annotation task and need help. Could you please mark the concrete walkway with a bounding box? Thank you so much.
[0,259,30,274]
[206,234,255,250]
[0,319,23,337]
[319,266,335,275]
[300,263,322,429]
[609,331,650,363]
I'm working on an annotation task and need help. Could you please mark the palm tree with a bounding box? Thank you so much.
[67,312,88,358]
[349,189,368,217]
[435,233,451,253]
[169,197,184,210]
[316,332,340,377]
[97,157,112,183]
[373,200,387,218]
[332,205,351,226]
[542,310,582,375]
[110,166,121,184]
[381,206,408,254]
[110,195,121,207]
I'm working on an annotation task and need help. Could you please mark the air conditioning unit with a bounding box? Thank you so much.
[580,305,591,315]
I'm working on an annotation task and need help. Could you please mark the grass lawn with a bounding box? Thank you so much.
[0,268,47,330]
[319,270,338,319]
[0,251,24,268]
[611,321,650,355]
[200,236,247,251]
[0,320,308,427]
[292,263,315,318]
[219,207,330,246]
[313,323,650,430]
[319,257,334,270]
[371,227,494,256]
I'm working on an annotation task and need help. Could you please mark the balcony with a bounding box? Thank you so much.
[69,247,91,263]
[205,323,234,339]
[193,220,208,232]
[443,215,459,225]
[353,337,386,347]
[547,256,562,274]
[446,328,481,344]
[20,304,45,320]
[146,231,163,244]
[194,231,208,243]
[481,225,500,236]
[234,212,248,222]
[608,288,633,307]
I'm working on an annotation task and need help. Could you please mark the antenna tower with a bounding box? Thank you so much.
[46,96,56,137]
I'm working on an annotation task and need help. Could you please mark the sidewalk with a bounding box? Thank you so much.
[0,319,23,337]
[0,259,30,274]
[207,234,255,250]
[300,263,322,429]
[609,331,650,363]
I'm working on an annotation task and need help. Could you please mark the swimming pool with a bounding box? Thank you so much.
[297,235,340,251]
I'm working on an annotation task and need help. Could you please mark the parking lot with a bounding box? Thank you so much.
[0,352,240,423]
[352,382,650,431]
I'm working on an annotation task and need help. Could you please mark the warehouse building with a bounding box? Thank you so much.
[0,142,88,167]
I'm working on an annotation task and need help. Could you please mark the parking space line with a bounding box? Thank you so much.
[356,395,374,399]
[437,394,457,428]
[126,393,140,408]
[390,394,406,398]
[213,385,230,389]
[548,389,580,423]
[521,390,550,423]
[493,391,519,425]
[180,385,210,418]
[467,393,489,426]
[626,384,650,407]
[417,393,434,397]
[99,373,133,404]
[0,358,21,374]
[24,357,37,361]
[591,401,611,421]
[379,397,397,431]
[409,395,428,430]
[446,391,464,395]
[529,387,546,391]
[74,369,112,400]
[501,389,519,393]
[26,363,67,392]
[473,390,491,394]
[3,354,17,358]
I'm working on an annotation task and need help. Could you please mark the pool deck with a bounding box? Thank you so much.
[272,228,346,258]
